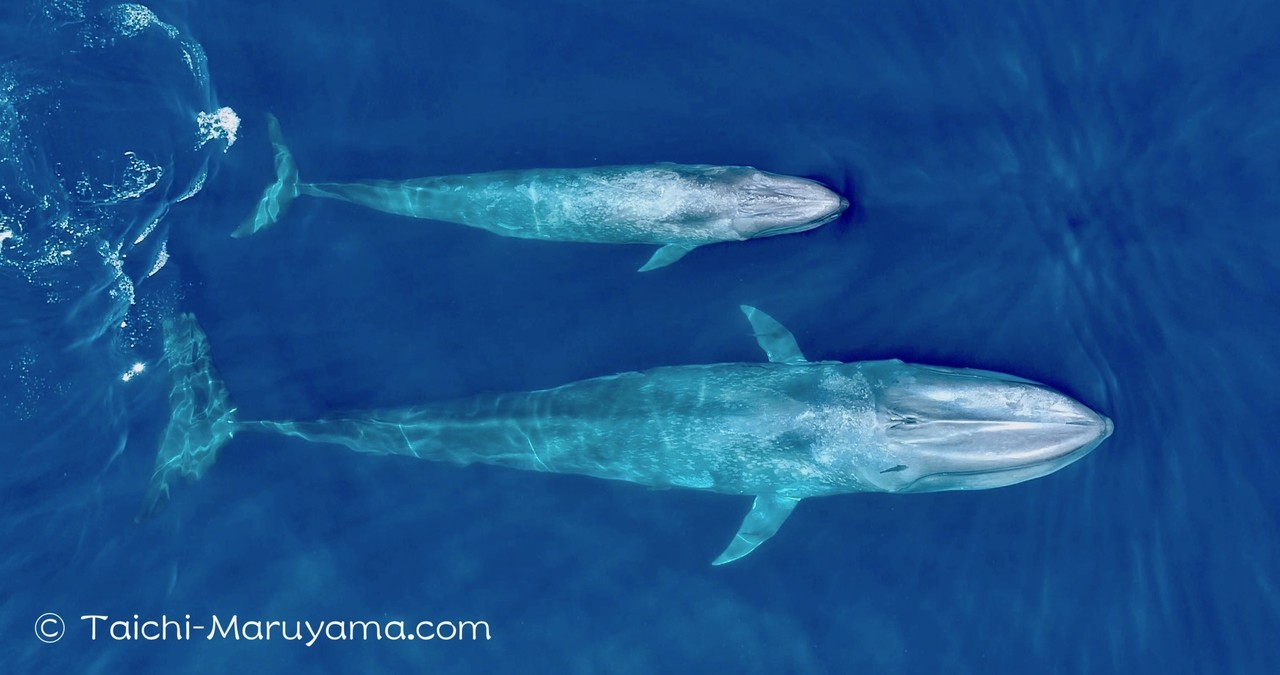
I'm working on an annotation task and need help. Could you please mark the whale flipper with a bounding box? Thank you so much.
[138,314,239,520]
[712,494,801,565]
[638,243,698,272]
[232,113,300,238]
[739,305,808,364]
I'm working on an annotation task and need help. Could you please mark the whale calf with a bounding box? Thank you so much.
[143,307,1111,565]
[233,115,848,271]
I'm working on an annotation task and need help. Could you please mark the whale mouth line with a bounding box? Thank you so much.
[745,207,844,237]
[899,460,1063,492]
[915,460,1055,480]
[886,418,1109,432]
[757,219,826,236]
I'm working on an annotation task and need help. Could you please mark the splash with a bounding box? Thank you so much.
[196,107,240,151]
[120,361,145,382]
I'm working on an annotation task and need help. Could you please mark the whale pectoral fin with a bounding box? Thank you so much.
[738,305,808,363]
[638,244,698,272]
[712,495,801,566]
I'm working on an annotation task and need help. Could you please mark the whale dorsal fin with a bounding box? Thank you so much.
[638,244,698,272]
[739,305,807,364]
[712,495,801,565]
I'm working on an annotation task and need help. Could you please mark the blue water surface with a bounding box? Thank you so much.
[2,0,1278,672]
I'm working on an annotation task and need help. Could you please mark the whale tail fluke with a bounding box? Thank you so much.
[138,314,239,520]
[232,113,299,238]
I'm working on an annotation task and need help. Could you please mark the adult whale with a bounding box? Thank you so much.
[233,115,848,271]
[142,307,1111,565]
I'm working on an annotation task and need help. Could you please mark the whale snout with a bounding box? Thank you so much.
[807,190,849,225]
[735,172,848,238]
[870,362,1113,493]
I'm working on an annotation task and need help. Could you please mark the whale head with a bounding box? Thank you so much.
[862,361,1112,493]
[732,170,848,238]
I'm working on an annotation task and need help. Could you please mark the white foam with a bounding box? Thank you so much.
[175,166,207,202]
[74,152,163,205]
[109,4,177,38]
[179,39,210,87]
[133,218,160,245]
[41,0,87,22]
[121,361,146,382]
[82,4,180,48]
[147,242,169,278]
[116,151,163,201]
[196,107,240,151]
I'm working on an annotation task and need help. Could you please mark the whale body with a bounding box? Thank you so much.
[143,307,1112,565]
[234,115,848,271]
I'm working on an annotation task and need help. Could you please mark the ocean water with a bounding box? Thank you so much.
[2,0,1278,672]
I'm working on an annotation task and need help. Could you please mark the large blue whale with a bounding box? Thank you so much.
[143,307,1111,564]
[233,115,848,271]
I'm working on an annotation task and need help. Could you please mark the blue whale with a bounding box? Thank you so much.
[234,115,847,271]
[143,307,1111,564]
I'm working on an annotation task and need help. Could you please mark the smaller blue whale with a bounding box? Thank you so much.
[234,115,847,271]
